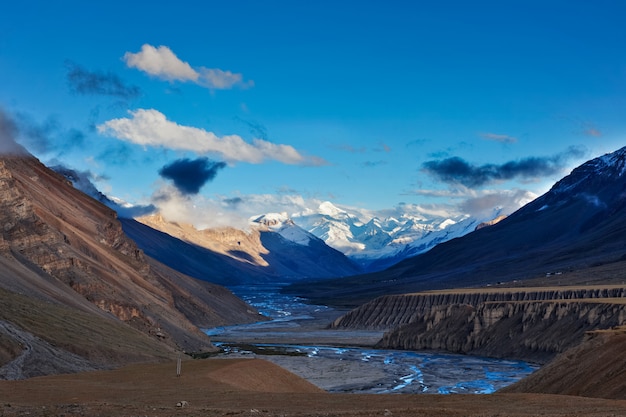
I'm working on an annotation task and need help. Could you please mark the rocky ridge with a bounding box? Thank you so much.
[331,287,626,363]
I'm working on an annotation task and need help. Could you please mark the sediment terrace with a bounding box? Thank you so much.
[330,286,626,363]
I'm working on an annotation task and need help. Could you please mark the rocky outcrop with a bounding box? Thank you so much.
[475,214,507,230]
[331,288,626,363]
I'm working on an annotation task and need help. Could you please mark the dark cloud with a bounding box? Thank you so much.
[223,197,243,207]
[52,164,155,218]
[427,150,451,159]
[234,116,268,140]
[0,109,28,155]
[14,113,86,156]
[15,113,59,154]
[158,157,227,195]
[66,62,141,99]
[422,146,587,188]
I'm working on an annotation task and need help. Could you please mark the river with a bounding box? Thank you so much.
[205,284,538,394]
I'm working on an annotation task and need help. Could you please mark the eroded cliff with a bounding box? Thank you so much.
[331,287,626,363]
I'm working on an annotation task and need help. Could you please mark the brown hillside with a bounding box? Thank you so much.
[0,153,262,378]
[501,327,626,399]
[0,286,174,378]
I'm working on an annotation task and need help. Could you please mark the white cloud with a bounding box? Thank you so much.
[152,187,322,230]
[408,186,537,218]
[123,44,252,90]
[151,185,242,229]
[97,109,321,165]
[459,189,537,218]
[147,184,536,234]
[198,67,249,89]
[124,44,197,81]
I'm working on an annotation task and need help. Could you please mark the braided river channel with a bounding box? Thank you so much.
[205,285,538,394]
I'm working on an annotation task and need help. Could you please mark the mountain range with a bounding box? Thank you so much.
[287,145,626,306]
[52,142,626,310]
[291,201,509,271]
[57,164,517,276]
[119,201,510,284]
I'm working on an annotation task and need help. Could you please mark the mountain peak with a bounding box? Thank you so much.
[551,146,626,195]
[251,212,292,228]
[595,145,626,176]
[251,212,316,246]
[318,201,348,217]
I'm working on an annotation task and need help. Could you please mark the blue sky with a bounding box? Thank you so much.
[1,1,625,228]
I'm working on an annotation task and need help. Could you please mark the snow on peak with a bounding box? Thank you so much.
[252,212,290,228]
[251,212,312,246]
[552,146,626,195]
[596,146,626,176]
[318,201,347,217]
[437,218,457,230]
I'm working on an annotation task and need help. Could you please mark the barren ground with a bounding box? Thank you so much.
[2,358,626,417]
[4,307,626,417]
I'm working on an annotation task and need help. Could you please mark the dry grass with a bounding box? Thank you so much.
[0,333,22,367]
[0,286,174,367]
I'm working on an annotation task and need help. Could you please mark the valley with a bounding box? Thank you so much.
[205,287,538,394]
[3,147,626,416]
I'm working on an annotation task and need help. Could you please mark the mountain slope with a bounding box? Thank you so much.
[501,327,626,399]
[289,146,626,306]
[254,212,362,279]
[0,153,261,378]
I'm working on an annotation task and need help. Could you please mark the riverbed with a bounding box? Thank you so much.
[206,284,538,394]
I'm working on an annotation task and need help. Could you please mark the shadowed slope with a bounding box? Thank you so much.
[288,147,626,306]
[122,214,361,286]
[501,328,626,399]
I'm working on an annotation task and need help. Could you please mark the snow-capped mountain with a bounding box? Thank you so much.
[250,212,314,247]
[291,201,507,271]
